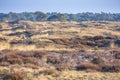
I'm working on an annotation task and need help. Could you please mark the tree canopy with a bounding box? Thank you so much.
[0,12,120,22]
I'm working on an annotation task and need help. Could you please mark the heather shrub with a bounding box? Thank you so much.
[7,58,23,65]
[100,64,120,72]
[17,51,34,57]
[47,56,60,64]
[56,63,74,71]
[101,65,116,72]
[39,69,58,76]
[24,63,40,69]
[23,57,39,65]
[0,53,23,65]
[115,52,120,59]
[33,51,46,58]
[2,72,26,80]
[91,57,104,64]
[76,62,100,71]
[0,62,10,66]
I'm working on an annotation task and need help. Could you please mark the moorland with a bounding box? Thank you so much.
[0,21,120,80]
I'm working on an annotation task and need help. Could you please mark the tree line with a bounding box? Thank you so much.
[0,11,120,22]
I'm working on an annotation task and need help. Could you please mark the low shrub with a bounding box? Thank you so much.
[91,57,104,64]
[101,64,120,72]
[7,58,23,65]
[2,72,26,80]
[23,57,39,65]
[38,69,59,77]
[76,62,100,71]
[47,56,60,64]
[24,63,40,69]
[0,62,10,66]
[115,53,120,59]
[56,63,74,71]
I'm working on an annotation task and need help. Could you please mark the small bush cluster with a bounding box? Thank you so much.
[2,72,26,80]
[0,49,120,72]
[76,62,100,72]
[0,50,47,69]
[39,69,58,76]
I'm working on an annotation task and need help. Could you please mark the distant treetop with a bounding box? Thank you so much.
[0,11,120,22]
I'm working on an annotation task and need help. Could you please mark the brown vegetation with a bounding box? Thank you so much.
[0,21,120,79]
[76,62,100,72]
[2,72,26,80]
[0,49,120,72]
[0,21,120,50]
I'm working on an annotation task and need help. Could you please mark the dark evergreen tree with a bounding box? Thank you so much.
[34,11,48,21]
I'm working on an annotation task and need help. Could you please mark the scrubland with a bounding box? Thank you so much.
[0,21,120,80]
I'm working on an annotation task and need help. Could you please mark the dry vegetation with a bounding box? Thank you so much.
[0,21,120,50]
[0,21,120,80]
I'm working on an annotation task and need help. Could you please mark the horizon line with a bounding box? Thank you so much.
[0,11,120,14]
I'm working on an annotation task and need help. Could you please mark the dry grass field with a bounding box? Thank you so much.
[0,21,120,80]
[0,21,120,50]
